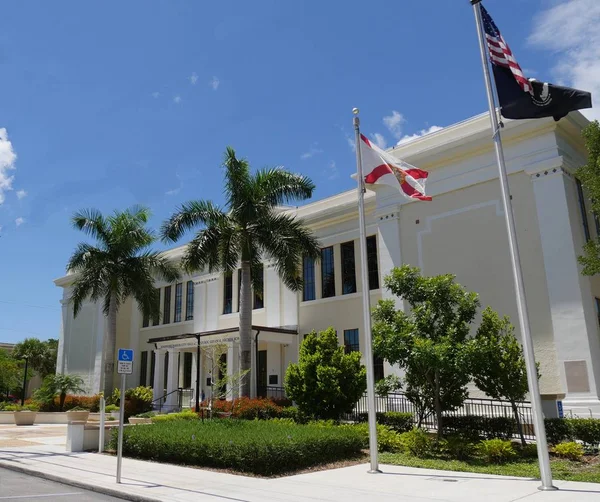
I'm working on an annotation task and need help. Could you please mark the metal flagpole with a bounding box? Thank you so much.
[470,0,555,491]
[353,107,380,473]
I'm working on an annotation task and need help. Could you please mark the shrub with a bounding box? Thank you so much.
[105,404,119,413]
[231,398,282,420]
[442,415,516,440]
[280,406,309,424]
[478,439,516,464]
[112,419,364,475]
[544,418,572,445]
[568,419,600,447]
[380,412,414,433]
[285,328,367,420]
[398,428,433,457]
[124,386,153,418]
[552,441,585,461]
[518,443,539,459]
[36,394,101,412]
[351,423,403,453]
[439,435,475,460]
[151,410,198,423]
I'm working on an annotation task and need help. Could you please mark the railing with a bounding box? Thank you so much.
[257,386,287,401]
[151,388,184,413]
[345,392,535,440]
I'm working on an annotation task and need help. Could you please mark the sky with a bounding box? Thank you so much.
[0,0,598,344]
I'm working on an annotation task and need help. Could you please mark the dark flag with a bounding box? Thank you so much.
[481,5,592,121]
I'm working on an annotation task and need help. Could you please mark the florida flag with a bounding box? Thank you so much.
[360,134,432,201]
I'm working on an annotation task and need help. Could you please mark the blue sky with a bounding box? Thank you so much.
[0,0,596,343]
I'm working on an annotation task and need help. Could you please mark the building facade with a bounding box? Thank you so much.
[54,111,600,417]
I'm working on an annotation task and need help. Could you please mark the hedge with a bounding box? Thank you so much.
[443,416,516,440]
[357,412,414,433]
[544,418,600,446]
[36,395,101,412]
[111,419,364,475]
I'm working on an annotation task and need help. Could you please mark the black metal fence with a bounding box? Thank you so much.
[345,392,535,440]
[257,386,288,401]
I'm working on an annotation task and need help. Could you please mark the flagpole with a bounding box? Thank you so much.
[353,107,380,473]
[471,0,555,491]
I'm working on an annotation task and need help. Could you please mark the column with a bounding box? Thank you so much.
[532,167,600,413]
[375,204,403,308]
[152,348,165,402]
[191,351,198,402]
[165,349,180,408]
[265,263,281,327]
[193,280,206,333]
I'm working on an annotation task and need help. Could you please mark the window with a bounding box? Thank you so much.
[367,236,380,290]
[142,312,149,328]
[374,356,385,382]
[183,352,192,389]
[163,286,172,324]
[185,281,194,321]
[254,265,264,309]
[321,246,335,298]
[223,272,233,314]
[150,351,155,386]
[341,241,356,294]
[174,283,183,323]
[303,256,316,301]
[139,351,148,386]
[576,179,591,242]
[595,298,600,326]
[152,288,160,326]
[344,329,360,354]
[237,269,242,312]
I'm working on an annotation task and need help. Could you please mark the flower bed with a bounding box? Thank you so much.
[111,419,364,476]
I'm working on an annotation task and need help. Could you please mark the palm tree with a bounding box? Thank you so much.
[68,206,180,395]
[161,147,320,397]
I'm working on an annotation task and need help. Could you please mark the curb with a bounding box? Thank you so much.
[0,460,163,502]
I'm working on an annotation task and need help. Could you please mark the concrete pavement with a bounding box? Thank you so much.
[1,442,599,502]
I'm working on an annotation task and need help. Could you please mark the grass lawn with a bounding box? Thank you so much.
[380,452,600,483]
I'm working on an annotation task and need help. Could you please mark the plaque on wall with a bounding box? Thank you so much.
[269,374,278,385]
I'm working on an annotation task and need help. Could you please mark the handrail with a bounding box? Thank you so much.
[151,387,183,412]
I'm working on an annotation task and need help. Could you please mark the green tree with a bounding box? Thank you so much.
[285,327,367,420]
[469,307,539,446]
[161,148,320,397]
[12,338,58,378]
[35,374,86,411]
[0,349,21,400]
[576,120,600,275]
[372,265,479,438]
[68,206,180,394]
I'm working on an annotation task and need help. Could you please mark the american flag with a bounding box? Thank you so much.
[481,5,531,93]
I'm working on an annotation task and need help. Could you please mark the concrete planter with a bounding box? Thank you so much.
[13,411,37,426]
[128,417,152,425]
[66,410,90,423]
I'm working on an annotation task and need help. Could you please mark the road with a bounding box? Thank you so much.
[0,467,125,501]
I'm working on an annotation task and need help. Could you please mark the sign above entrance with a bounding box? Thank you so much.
[117,348,134,375]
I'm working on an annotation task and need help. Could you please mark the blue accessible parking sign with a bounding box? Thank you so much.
[117,349,134,374]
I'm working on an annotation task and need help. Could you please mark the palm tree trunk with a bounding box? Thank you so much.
[239,261,252,397]
[103,294,118,396]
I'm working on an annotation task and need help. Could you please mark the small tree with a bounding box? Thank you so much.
[0,349,21,400]
[285,327,366,420]
[372,266,479,438]
[576,120,600,275]
[12,338,58,379]
[35,374,86,411]
[469,307,540,446]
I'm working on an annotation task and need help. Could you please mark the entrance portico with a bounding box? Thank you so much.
[148,325,297,409]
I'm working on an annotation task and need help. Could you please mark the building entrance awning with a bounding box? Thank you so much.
[148,325,298,350]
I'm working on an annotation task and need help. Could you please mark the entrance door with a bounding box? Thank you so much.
[257,350,267,397]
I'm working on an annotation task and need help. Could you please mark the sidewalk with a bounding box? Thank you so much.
[0,442,598,501]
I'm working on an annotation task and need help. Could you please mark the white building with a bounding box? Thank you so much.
[54,111,600,417]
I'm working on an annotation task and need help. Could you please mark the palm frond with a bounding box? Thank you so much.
[253,168,315,207]
[223,147,251,210]
[160,200,226,243]
[72,209,110,247]
[181,226,224,274]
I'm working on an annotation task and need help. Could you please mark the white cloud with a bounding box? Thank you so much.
[152,91,160,99]
[189,72,198,85]
[16,189,27,199]
[0,128,17,205]
[396,125,444,146]
[210,76,220,90]
[529,0,600,120]
[15,217,24,227]
[300,144,323,160]
[383,110,405,139]
[327,160,339,180]
[165,188,180,196]
[173,95,182,104]
[370,133,387,150]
